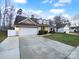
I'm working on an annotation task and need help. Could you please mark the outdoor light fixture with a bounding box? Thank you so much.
[15,27,20,31]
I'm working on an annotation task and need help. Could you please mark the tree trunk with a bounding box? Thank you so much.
[56,28,58,32]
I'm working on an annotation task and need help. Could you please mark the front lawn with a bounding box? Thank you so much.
[0,31,7,42]
[44,33,79,47]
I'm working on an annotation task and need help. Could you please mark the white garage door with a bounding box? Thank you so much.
[18,27,38,36]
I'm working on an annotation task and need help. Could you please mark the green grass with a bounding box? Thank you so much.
[0,31,7,42]
[44,33,79,47]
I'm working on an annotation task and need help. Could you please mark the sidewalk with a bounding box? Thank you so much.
[68,33,79,36]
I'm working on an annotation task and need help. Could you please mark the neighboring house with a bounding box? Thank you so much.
[64,25,70,33]
[38,19,51,32]
[64,25,79,33]
[69,26,79,32]
[58,24,79,33]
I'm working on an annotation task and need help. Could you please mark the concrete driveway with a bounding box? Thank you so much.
[0,35,75,59]
[0,37,20,59]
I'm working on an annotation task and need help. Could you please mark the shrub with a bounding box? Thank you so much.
[38,30,48,35]
[49,29,55,33]
[64,32,66,33]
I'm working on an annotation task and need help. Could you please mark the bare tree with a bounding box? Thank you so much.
[54,16,61,32]
[72,14,79,26]
[49,19,54,26]
[1,0,15,30]
[30,14,39,23]
[54,16,69,32]
[17,9,22,16]
[73,14,79,20]
[3,0,8,29]
[8,6,15,29]
[0,9,2,30]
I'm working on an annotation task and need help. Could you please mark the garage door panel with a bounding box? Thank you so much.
[18,28,38,35]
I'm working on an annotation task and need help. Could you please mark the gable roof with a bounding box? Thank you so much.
[14,16,38,26]
[14,16,50,27]
[30,18,39,24]
[14,16,26,25]
[18,18,38,25]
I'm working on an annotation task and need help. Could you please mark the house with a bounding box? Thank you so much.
[58,24,79,33]
[38,19,50,32]
[8,15,51,36]
[64,25,70,33]
[69,26,79,32]
[14,16,39,36]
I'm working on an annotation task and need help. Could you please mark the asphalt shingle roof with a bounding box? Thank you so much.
[14,16,39,26]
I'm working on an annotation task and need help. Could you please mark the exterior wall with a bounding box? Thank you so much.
[38,27,41,31]
[38,26,49,31]
[48,27,54,32]
[64,25,70,33]
[45,27,48,31]
[69,28,79,32]
[8,27,38,36]
[48,27,50,32]
[8,30,16,36]
[17,27,38,36]
[69,29,75,32]
[58,28,64,32]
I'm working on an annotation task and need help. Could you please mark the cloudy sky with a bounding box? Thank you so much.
[14,0,79,19]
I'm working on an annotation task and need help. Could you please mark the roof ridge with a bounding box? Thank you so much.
[18,17,38,25]
[29,18,38,25]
